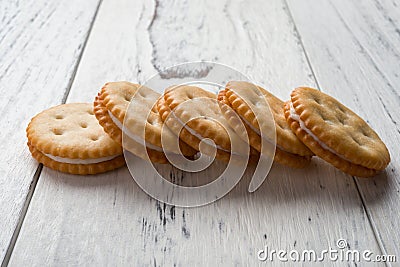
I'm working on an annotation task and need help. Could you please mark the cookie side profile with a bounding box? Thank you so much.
[26,103,125,175]
[28,143,125,175]
[284,87,390,177]
[94,81,140,144]
[159,85,255,162]
[94,93,123,144]
[220,81,313,168]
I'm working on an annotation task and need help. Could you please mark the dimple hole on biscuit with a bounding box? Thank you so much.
[52,128,63,135]
[122,62,277,207]
[27,103,124,174]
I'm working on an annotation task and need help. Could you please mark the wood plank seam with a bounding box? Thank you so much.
[328,0,400,91]
[62,0,104,104]
[323,2,397,262]
[353,181,391,267]
[0,1,104,265]
[327,0,400,134]
[283,0,387,258]
[323,1,398,261]
[0,165,42,267]
[282,0,321,90]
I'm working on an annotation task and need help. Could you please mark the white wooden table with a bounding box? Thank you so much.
[1,0,399,266]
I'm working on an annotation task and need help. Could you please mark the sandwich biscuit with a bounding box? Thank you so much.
[26,103,125,175]
[94,81,196,163]
[219,81,313,168]
[284,87,390,177]
[158,85,257,162]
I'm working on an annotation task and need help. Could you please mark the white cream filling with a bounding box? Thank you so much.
[108,111,164,152]
[289,102,347,160]
[45,153,120,164]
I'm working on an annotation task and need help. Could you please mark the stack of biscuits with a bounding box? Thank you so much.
[27,81,390,177]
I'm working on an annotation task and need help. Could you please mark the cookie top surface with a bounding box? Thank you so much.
[27,103,122,159]
[164,84,216,109]
[100,81,141,122]
[291,87,390,169]
[226,81,312,156]
[163,85,240,151]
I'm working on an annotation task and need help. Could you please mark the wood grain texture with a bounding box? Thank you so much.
[287,0,400,259]
[9,0,387,266]
[329,0,400,89]
[0,0,100,262]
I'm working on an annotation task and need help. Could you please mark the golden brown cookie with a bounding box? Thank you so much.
[219,81,313,168]
[158,85,256,162]
[26,103,125,175]
[284,87,390,177]
[94,81,196,164]
[94,81,139,144]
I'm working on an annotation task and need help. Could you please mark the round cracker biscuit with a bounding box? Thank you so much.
[163,85,231,149]
[94,81,139,144]
[158,107,259,163]
[217,89,261,152]
[285,87,390,176]
[94,82,196,162]
[123,85,197,156]
[225,81,313,157]
[159,85,255,162]
[157,86,230,162]
[95,93,172,164]
[218,89,311,168]
[27,103,122,158]
[100,81,140,123]
[26,103,125,175]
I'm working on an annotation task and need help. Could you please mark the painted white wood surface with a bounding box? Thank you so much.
[330,0,400,89]
[7,0,388,266]
[0,0,100,263]
[287,0,400,260]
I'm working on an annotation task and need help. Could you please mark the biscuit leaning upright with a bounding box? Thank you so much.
[218,81,314,168]
[26,103,125,175]
[157,85,256,162]
[94,81,138,144]
[284,87,390,177]
[94,81,197,163]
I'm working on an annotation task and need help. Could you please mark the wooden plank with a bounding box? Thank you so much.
[10,0,382,265]
[0,0,100,262]
[287,0,400,259]
[329,0,400,96]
